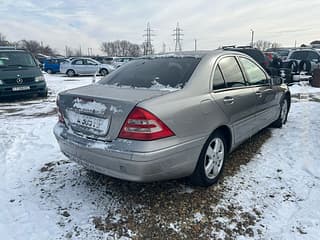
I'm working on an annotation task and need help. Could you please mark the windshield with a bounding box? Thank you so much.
[0,51,37,67]
[98,57,201,89]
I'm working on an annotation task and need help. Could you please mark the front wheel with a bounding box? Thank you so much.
[190,131,226,187]
[272,97,289,128]
[100,69,109,76]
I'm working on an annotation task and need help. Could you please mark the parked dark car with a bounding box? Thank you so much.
[43,58,67,74]
[285,49,320,73]
[54,50,290,187]
[0,48,47,99]
[223,46,270,70]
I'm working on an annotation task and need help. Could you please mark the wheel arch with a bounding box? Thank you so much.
[210,125,233,154]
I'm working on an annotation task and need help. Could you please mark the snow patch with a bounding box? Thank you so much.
[72,98,107,114]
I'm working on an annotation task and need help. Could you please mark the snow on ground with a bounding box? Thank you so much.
[0,77,319,239]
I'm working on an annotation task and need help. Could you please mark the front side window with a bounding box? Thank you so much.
[239,57,268,85]
[99,57,201,89]
[86,60,97,65]
[307,51,319,61]
[218,57,246,88]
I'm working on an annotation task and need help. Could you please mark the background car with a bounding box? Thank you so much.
[43,58,67,74]
[92,56,115,65]
[266,48,291,61]
[54,50,290,187]
[59,57,115,77]
[0,47,47,99]
[111,57,135,68]
[285,48,320,73]
[223,46,271,70]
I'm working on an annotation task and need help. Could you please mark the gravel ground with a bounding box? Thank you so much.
[37,129,271,240]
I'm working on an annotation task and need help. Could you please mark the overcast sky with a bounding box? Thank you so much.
[1,0,319,55]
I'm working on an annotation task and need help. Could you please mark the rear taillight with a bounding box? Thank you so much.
[119,107,175,141]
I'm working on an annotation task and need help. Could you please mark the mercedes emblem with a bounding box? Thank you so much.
[16,77,23,84]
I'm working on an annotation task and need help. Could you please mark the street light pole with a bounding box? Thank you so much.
[250,29,254,47]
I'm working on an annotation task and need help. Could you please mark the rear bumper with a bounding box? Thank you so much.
[53,123,205,182]
[0,82,47,98]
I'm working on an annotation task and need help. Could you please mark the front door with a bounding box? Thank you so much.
[211,56,257,144]
[238,57,277,130]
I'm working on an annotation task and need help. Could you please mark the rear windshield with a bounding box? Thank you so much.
[0,51,37,67]
[98,57,201,89]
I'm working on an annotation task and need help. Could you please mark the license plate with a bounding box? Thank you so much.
[12,86,30,91]
[67,110,109,134]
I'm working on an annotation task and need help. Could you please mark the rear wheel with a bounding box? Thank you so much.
[66,69,75,77]
[272,97,289,128]
[190,131,226,187]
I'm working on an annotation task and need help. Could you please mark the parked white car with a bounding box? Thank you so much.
[60,58,115,77]
[111,57,135,68]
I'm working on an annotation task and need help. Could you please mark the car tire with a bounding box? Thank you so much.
[46,69,53,74]
[271,97,289,128]
[288,60,299,73]
[66,69,75,77]
[190,131,227,187]
[299,60,311,73]
[100,68,109,76]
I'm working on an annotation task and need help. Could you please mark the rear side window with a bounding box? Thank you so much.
[239,57,268,85]
[290,51,308,60]
[99,57,201,89]
[212,66,226,90]
[218,57,246,88]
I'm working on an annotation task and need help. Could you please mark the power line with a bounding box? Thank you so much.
[173,22,183,52]
[143,22,155,55]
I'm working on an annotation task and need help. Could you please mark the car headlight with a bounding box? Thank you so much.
[0,80,3,85]
[35,75,45,82]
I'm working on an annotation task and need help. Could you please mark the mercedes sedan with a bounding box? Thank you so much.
[54,50,290,186]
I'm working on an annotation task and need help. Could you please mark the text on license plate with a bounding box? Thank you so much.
[12,86,30,91]
[67,111,109,133]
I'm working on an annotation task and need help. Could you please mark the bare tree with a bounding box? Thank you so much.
[20,40,55,56]
[254,40,281,51]
[101,40,142,57]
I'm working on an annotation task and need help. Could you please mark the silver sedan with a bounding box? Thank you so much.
[60,57,115,77]
[54,50,290,186]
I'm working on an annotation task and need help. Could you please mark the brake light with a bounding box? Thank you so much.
[119,107,175,141]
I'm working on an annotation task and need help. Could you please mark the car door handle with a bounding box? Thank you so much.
[223,97,234,104]
[256,91,263,98]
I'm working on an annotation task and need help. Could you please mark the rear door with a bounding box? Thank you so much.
[211,56,257,144]
[238,57,277,130]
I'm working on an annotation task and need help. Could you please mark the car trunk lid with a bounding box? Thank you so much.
[58,84,171,141]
